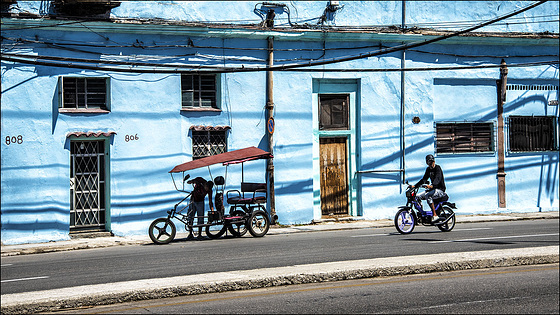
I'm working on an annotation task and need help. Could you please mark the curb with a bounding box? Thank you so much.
[1,246,558,314]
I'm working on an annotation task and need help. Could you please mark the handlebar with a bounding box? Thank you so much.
[405,182,430,191]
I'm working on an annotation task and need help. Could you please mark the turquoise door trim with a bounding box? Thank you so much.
[312,78,361,219]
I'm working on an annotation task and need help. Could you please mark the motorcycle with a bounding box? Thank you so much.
[394,182,456,234]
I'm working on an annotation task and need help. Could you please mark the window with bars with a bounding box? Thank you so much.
[319,94,349,130]
[192,130,227,159]
[436,122,494,154]
[181,74,218,109]
[509,116,557,152]
[60,77,108,111]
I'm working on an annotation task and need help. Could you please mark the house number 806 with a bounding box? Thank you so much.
[5,135,23,145]
[125,134,139,142]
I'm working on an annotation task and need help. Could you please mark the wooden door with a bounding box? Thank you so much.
[320,137,349,216]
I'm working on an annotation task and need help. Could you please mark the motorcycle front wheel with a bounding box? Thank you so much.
[395,209,416,234]
[437,206,456,232]
[149,218,176,244]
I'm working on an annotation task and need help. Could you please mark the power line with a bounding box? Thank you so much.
[3,35,558,57]
[1,1,551,73]
[231,1,550,72]
[3,48,557,70]
[1,54,556,74]
[285,61,559,72]
[5,36,557,60]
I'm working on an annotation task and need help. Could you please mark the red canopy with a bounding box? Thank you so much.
[169,146,272,173]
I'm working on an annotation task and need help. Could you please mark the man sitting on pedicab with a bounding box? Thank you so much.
[187,177,214,240]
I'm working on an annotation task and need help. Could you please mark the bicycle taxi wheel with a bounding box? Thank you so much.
[227,209,248,237]
[149,218,176,244]
[248,209,270,237]
[206,222,227,239]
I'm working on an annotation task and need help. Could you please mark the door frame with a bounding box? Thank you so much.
[67,136,112,232]
[319,136,350,217]
[312,78,360,220]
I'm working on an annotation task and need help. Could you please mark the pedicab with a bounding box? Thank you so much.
[148,146,274,244]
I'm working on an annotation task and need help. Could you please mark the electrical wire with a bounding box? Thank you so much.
[2,35,556,59]
[1,1,553,73]
[1,54,556,74]
[285,60,559,72]
[403,14,559,29]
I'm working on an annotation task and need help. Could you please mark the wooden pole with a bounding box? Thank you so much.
[266,36,277,223]
[497,59,508,208]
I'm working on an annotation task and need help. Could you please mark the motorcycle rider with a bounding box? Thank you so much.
[412,154,447,223]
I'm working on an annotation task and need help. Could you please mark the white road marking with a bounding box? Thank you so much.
[1,276,50,283]
[351,233,392,238]
[1,264,14,267]
[429,233,559,243]
[352,228,493,238]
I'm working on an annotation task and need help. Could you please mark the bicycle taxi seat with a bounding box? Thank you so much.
[227,182,267,205]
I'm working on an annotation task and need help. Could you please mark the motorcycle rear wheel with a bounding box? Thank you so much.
[395,209,416,234]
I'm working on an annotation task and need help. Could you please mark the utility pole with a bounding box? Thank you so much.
[266,36,277,223]
[400,0,406,184]
[497,59,508,208]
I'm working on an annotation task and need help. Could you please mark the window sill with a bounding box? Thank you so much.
[181,107,221,113]
[59,108,110,114]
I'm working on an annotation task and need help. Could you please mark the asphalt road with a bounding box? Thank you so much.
[46,264,560,314]
[1,219,558,295]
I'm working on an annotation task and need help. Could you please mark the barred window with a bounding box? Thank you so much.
[192,130,227,160]
[182,74,217,109]
[509,116,557,152]
[436,122,494,154]
[61,77,108,111]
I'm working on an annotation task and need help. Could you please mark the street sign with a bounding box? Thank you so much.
[267,117,275,134]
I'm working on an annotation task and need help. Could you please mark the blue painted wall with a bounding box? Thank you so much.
[2,1,558,244]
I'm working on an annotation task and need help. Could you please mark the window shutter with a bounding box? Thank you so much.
[58,76,64,108]
[436,122,494,154]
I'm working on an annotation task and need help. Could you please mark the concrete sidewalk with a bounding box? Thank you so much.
[1,211,558,257]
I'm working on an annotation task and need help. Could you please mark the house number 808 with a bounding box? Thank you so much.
[125,134,139,142]
[5,135,23,145]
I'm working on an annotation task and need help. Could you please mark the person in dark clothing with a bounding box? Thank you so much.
[412,154,447,223]
[187,177,214,240]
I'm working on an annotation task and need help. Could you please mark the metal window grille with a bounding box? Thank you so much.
[181,74,217,108]
[62,77,107,110]
[506,84,558,91]
[192,130,227,159]
[436,122,494,154]
[70,140,106,231]
[509,116,557,152]
[319,94,349,130]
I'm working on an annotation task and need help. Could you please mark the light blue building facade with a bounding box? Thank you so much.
[1,1,558,244]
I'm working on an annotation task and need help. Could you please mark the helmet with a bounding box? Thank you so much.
[425,154,435,165]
